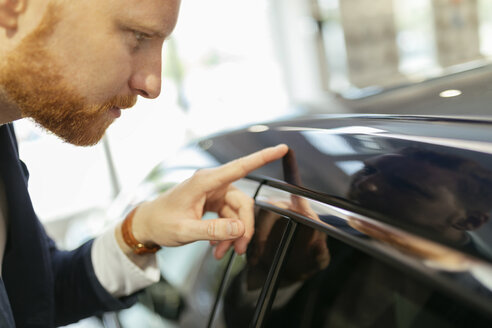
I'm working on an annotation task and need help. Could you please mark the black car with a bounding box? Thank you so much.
[114,114,492,328]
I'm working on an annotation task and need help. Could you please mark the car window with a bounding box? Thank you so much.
[209,206,291,328]
[260,225,492,328]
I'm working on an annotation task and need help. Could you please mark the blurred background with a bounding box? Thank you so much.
[11,0,492,325]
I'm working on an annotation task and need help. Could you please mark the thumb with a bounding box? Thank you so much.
[191,218,245,242]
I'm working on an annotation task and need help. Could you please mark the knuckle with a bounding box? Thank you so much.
[192,169,204,179]
[192,168,210,181]
[174,222,188,243]
[229,158,247,176]
[238,160,249,176]
[238,197,254,213]
[244,229,254,240]
[207,221,217,239]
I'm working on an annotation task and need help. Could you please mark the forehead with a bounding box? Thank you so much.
[107,0,181,36]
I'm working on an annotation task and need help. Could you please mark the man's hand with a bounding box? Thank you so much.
[122,144,288,260]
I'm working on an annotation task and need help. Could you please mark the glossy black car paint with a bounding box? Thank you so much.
[120,114,492,327]
[196,116,492,257]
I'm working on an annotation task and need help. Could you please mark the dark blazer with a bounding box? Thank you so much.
[0,124,136,327]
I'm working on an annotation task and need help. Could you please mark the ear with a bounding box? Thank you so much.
[0,0,27,30]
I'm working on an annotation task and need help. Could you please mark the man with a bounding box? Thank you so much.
[0,0,289,326]
[348,148,492,246]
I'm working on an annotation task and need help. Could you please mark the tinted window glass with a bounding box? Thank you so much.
[262,226,492,328]
[210,207,290,327]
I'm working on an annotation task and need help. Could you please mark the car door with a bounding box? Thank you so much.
[245,184,492,328]
[208,205,294,328]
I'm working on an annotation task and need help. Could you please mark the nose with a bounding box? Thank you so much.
[129,51,162,99]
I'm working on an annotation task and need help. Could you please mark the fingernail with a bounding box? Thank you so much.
[228,222,239,236]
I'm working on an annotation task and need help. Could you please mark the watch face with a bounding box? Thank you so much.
[135,243,161,255]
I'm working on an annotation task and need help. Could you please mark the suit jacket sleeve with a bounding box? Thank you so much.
[48,235,137,326]
[0,123,137,327]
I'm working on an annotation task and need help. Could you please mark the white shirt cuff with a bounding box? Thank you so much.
[91,226,160,298]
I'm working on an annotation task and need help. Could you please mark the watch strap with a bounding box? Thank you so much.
[121,207,161,255]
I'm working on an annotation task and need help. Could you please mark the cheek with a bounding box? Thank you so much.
[50,14,133,100]
[90,53,133,95]
[61,44,133,101]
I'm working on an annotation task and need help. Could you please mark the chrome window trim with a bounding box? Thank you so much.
[249,175,492,263]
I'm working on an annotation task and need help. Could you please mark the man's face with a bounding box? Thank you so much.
[348,152,491,242]
[0,0,180,146]
[348,154,464,234]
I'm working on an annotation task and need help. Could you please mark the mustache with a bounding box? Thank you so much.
[97,94,138,112]
[84,94,138,114]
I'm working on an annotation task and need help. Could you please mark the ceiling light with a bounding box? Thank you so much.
[439,89,462,98]
[248,125,269,133]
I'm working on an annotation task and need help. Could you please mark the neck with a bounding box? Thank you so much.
[0,89,21,124]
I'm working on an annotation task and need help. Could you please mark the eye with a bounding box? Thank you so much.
[361,165,377,176]
[134,30,152,42]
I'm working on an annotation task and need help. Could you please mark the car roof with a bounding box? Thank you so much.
[193,115,492,261]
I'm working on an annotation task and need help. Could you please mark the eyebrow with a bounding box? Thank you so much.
[125,22,169,39]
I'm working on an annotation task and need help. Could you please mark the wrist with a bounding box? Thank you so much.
[114,222,157,270]
[120,205,161,255]
[130,203,153,244]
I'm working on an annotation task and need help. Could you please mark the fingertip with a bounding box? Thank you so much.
[213,247,223,259]
[234,237,250,255]
[274,143,289,153]
[276,143,289,151]
[214,241,233,259]
[269,144,289,160]
[234,244,246,255]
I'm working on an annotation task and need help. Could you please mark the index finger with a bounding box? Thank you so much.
[206,144,289,189]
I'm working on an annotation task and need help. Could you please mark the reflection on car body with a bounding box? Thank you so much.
[349,147,492,249]
[115,115,492,327]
